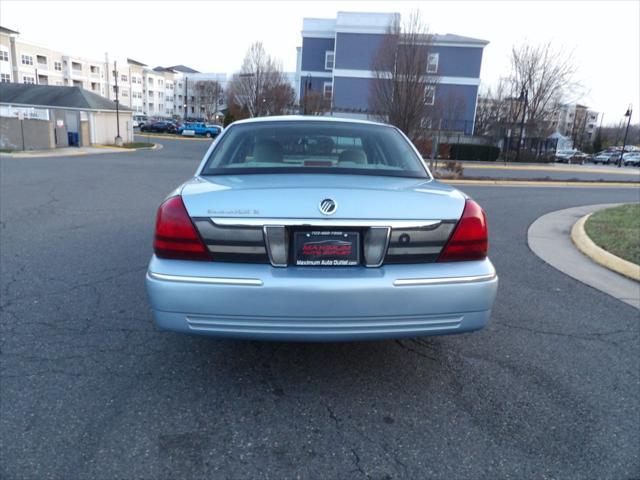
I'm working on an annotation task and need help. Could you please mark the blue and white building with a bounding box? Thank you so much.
[295,12,489,134]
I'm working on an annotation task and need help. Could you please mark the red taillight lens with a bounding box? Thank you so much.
[153,196,210,261]
[438,199,488,262]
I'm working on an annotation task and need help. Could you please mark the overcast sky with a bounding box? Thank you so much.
[2,0,638,124]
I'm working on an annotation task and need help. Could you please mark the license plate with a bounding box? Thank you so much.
[293,231,360,266]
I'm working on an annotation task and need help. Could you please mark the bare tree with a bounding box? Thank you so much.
[301,91,329,115]
[194,80,223,122]
[434,90,467,132]
[474,79,513,137]
[263,82,295,116]
[570,106,589,149]
[508,42,581,138]
[227,42,293,117]
[369,11,438,140]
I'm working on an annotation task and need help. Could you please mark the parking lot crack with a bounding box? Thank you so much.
[496,321,638,347]
[350,447,370,479]
[394,339,437,361]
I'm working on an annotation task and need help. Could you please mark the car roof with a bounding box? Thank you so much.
[231,115,393,128]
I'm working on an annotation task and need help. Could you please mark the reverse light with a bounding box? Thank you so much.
[153,196,210,261]
[438,199,488,262]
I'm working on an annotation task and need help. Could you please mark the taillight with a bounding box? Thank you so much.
[153,196,210,261]
[438,199,488,262]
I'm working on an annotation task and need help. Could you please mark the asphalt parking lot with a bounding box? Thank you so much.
[1,137,639,479]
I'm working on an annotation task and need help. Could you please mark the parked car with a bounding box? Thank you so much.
[177,122,222,138]
[133,114,148,129]
[622,152,640,167]
[592,151,620,165]
[140,120,177,134]
[555,149,586,164]
[145,117,498,341]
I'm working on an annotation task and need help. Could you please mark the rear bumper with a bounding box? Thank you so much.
[145,256,498,342]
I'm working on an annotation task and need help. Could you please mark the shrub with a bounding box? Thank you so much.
[442,160,464,177]
[449,144,500,162]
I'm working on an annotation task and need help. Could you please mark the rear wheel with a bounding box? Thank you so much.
[205,132,212,138]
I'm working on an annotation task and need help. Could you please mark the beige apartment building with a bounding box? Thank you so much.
[0,26,192,119]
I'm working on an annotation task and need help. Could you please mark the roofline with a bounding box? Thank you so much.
[0,101,133,113]
[0,26,20,35]
[127,58,148,67]
[230,115,390,127]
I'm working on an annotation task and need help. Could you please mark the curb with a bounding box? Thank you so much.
[441,179,640,188]
[457,162,639,176]
[571,211,640,282]
[1,143,162,158]
[134,133,211,141]
[528,204,639,309]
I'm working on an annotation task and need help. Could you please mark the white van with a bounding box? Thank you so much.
[133,114,148,129]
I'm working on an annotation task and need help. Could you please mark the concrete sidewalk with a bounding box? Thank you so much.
[1,144,159,158]
[528,203,639,309]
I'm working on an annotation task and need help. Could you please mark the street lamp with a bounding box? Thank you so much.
[514,87,528,163]
[303,74,311,115]
[618,105,633,168]
[113,60,123,146]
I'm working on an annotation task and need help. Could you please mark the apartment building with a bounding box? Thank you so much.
[296,12,489,134]
[2,25,294,122]
[553,103,599,142]
[0,26,207,120]
[476,93,599,147]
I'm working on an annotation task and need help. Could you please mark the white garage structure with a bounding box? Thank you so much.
[0,83,133,150]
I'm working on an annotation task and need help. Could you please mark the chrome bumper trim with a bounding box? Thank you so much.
[147,271,263,286]
[394,272,497,286]
[211,217,442,229]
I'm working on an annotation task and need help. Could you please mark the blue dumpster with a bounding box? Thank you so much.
[67,132,79,146]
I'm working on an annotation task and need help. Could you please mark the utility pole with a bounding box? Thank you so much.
[114,60,122,146]
[184,75,188,120]
[618,105,633,168]
[515,87,528,162]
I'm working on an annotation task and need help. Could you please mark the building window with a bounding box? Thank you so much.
[0,73,10,82]
[121,74,128,82]
[427,53,439,74]
[54,61,62,71]
[325,51,335,70]
[36,55,47,66]
[420,117,433,129]
[21,54,33,65]
[121,89,129,97]
[323,82,333,100]
[0,50,8,62]
[23,76,35,84]
[424,85,435,105]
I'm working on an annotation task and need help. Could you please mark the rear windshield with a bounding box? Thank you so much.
[200,120,428,178]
